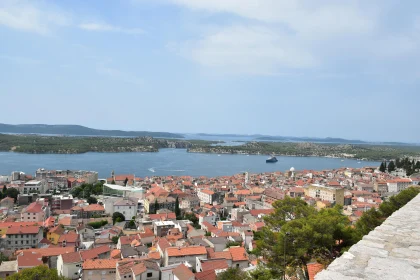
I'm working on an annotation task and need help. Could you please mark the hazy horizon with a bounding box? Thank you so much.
[1,1,420,142]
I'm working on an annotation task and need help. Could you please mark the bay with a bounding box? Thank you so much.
[0,149,380,178]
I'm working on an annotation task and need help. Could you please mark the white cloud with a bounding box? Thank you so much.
[0,0,70,34]
[168,0,375,36]
[177,25,316,74]
[79,22,144,34]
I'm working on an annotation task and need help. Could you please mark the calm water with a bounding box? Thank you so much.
[0,149,380,178]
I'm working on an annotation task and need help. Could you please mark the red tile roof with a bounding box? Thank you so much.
[6,225,41,235]
[24,202,43,213]
[229,247,248,262]
[61,252,82,263]
[18,247,75,257]
[200,259,229,271]
[82,259,117,270]
[58,233,79,243]
[307,262,324,280]
[195,270,217,280]
[173,264,194,280]
[17,251,43,268]
[166,246,207,257]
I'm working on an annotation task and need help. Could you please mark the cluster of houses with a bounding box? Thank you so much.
[0,166,418,279]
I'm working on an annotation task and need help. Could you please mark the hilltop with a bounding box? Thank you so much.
[0,123,183,139]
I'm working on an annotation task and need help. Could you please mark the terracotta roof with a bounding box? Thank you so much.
[17,251,43,268]
[212,251,232,260]
[61,252,82,263]
[200,259,229,271]
[82,259,117,270]
[6,225,41,235]
[83,204,105,212]
[229,247,248,262]
[131,262,147,276]
[195,270,217,280]
[166,246,207,257]
[173,264,194,280]
[110,249,121,259]
[80,245,111,260]
[24,202,43,213]
[200,189,214,195]
[157,238,171,252]
[58,233,79,243]
[18,247,75,257]
[50,226,65,235]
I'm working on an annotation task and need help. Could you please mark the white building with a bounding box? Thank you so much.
[23,180,47,194]
[164,246,207,267]
[21,201,49,222]
[114,198,137,220]
[387,178,413,193]
[5,226,43,250]
[57,252,82,280]
[197,189,215,205]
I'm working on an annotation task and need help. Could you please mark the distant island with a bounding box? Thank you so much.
[188,141,420,161]
[0,134,215,154]
[0,123,184,139]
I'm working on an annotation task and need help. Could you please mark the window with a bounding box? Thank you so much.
[21,235,23,238]
[26,241,29,244]
[15,241,17,244]
[147,272,153,277]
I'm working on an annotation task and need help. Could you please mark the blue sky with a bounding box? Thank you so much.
[1,0,420,142]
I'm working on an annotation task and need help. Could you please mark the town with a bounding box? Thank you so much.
[0,160,418,280]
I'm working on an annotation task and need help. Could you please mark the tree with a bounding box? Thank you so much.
[112,212,125,224]
[7,265,68,280]
[226,241,241,248]
[153,199,159,214]
[123,177,128,186]
[175,197,181,219]
[379,162,386,173]
[87,196,98,204]
[388,160,396,173]
[217,267,250,280]
[112,236,119,244]
[6,188,19,203]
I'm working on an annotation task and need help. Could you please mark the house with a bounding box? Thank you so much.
[114,198,137,221]
[58,246,112,280]
[0,260,17,278]
[387,179,412,193]
[197,190,215,205]
[116,259,160,280]
[16,247,75,269]
[0,197,14,210]
[21,201,49,222]
[51,195,74,211]
[81,259,117,280]
[5,225,43,250]
[164,246,207,267]
[47,225,65,245]
[173,263,194,280]
[180,196,200,210]
[23,180,47,194]
[71,204,105,219]
[145,196,176,214]
[58,233,80,248]
[16,251,43,270]
[77,225,96,242]
[304,184,345,205]
[198,212,217,226]
[154,221,176,237]
[196,259,229,273]
[57,251,83,280]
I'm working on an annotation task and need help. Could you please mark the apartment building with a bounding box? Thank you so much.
[4,225,43,250]
[197,189,215,204]
[304,184,345,205]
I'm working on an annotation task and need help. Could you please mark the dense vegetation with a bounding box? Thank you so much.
[188,141,420,161]
[6,265,68,280]
[0,134,216,154]
[0,185,19,202]
[88,220,108,229]
[250,188,420,279]
[379,157,420,175]
[0,123,184,138]
[70,183,103,199]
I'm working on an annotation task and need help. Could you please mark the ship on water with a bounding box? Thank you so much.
[266,156,278,163]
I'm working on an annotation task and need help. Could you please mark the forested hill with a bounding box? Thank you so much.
[0,123,183,138]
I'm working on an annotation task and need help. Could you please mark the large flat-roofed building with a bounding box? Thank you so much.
[304,184,345,206]
[102,184,144,198]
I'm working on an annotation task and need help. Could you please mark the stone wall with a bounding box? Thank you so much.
[316,194,420,280]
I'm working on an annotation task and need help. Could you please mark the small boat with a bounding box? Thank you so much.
[266,156,278,163]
